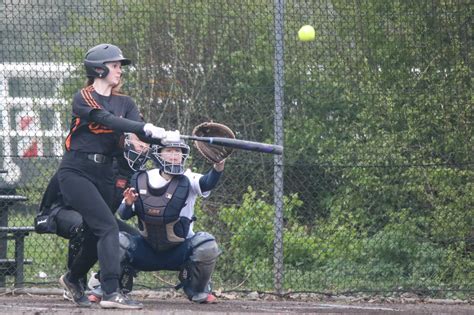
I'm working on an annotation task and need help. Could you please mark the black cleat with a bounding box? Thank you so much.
[99,291,143,309]
[59,273,91,307]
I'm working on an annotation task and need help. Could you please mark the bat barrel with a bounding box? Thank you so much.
[270,145,284,155]
[181,135,283,155]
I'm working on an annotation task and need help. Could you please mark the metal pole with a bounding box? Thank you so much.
[273,0,285,296]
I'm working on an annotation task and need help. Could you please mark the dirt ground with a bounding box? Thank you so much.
[0,289,472,314]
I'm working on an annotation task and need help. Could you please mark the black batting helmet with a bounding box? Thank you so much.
[84,44,131,78]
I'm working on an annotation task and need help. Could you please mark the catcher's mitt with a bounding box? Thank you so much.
[192,122,235,163]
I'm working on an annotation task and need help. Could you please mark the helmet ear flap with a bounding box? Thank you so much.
[97,66,109,78]
[84,62,109,78]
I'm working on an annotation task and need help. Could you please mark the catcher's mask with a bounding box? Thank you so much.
[151,140,190,175]
[84,44,131,78]
[123,133,150,171]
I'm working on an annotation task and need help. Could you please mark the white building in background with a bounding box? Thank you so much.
[0,63,76,184]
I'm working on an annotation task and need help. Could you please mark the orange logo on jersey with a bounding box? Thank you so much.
[147,208,162,216]
[115,178,128,189]
[88,122,113,134]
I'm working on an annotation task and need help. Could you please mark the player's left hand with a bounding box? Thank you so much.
[161,130,181,144]
[143,123,166,139]
[213,160,225,172]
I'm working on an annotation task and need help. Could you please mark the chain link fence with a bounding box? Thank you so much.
[0,0,472,299]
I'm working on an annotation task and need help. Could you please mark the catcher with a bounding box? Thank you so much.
[89,124,233,304]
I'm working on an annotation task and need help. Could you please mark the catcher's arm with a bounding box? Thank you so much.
[199,166,223,192]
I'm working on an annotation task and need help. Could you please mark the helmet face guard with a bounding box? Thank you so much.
[123,133,150,171]
[151,140,190,175]
[84,44,131,78]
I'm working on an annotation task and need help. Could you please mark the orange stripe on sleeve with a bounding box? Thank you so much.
[80,87,101,109]
[64,117,81,151]
[80,86,113,134]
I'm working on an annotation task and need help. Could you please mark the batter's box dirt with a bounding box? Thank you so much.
[0,290,471,314]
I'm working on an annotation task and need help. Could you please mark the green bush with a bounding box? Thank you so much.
[216,187,307,286]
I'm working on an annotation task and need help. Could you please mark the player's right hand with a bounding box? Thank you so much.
[123,187,138,206]
[143,123,166,139]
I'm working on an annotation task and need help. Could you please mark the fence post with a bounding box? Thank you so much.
[273,0,285,296]
[0,185,15,287]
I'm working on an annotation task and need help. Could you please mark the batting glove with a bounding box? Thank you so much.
[161,130,181,144]
[143,123,166,139]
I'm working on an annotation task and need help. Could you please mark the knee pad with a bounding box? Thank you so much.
[180,232,221,301]
[189,232,221,262]
[118,231,134,262]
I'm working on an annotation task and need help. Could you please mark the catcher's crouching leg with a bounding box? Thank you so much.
[177,232,221,303]
[64,222,87,301]
[118,231,137,294]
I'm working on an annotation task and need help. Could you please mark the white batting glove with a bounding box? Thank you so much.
[161,130,181,144]
[143,123,166,139]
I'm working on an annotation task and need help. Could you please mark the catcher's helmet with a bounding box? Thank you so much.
[84,44,131,78]
[123,133,150,171]
[151,140,190,175]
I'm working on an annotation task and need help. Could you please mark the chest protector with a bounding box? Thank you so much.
[131,171,191,252]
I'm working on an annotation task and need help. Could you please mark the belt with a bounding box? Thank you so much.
[87,153,112,164]
[69,151,112,164]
